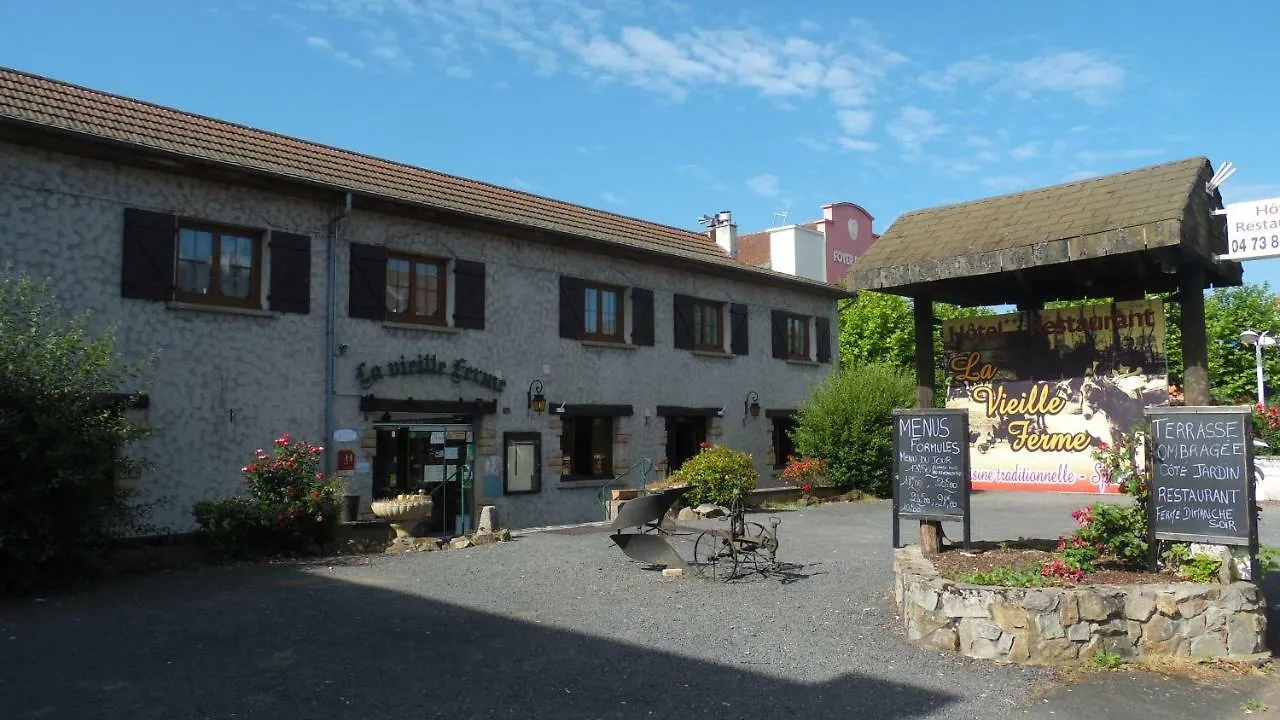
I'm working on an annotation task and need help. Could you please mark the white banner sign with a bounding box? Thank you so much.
[1223,195,1280,260]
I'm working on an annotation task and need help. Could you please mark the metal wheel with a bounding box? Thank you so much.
[739,522,778,573]
[693,530,738,582]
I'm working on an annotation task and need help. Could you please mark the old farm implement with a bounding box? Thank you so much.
[608,486,781,581]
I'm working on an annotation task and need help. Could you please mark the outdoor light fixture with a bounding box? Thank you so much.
[743,391,760,425]
[527,379,547,413]
[1240,330,1277,405]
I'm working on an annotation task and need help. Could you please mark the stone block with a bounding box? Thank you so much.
[1007,635,1031,663]
[1124,593,1156,622]
[991,602,1028,630]
[478,505,499,533]
[959,621,1005,660]
[471,531,497,546]
[1066,622,1092,642]
[942,591,991,619]
[1059,594,1080,626]
[1144,615,1177,644]
[1180,615,1206,638]
[1021,590,1059,613]
[1126,620,1144,643]
[1029,639,1080,664]
[998,632,1015,653]
[923,627,959,652]
[1219,584,1256,613]
[1155,593,1180,618]
[1227,612,1266,655]
[1204,606,1229,632]
[1034,612,1065,640]
[1189,633,1229,659]
[662,568,683,578]
[1078,591,1122,622]
[1176,596,1207,620]
[1086,633,1137,659]
[913,586,940,614]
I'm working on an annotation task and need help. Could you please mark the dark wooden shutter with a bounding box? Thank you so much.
[453,260,486,330]
[770,309,787,359]
[120,208,175,301]
[730,303,749,356]
[559,275,584,339]
[348,242,387,320]
[631,287,654,346]
[268,231,311,314]
[672,294,695,350]
[815,316,832,363]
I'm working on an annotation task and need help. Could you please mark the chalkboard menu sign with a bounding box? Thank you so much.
[1145,406,1257,548]
[892,408,971,548]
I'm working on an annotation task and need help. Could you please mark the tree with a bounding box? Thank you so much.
[0,271,152,591]
[792,363,916,496]
[1194,284,1280,404]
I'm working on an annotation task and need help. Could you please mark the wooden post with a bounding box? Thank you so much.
[913,297,943,554]
[1179,265,1210,406]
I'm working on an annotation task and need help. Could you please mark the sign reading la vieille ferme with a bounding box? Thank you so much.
[356,352,507,392]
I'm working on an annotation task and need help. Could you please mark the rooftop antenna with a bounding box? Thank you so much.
[773,200,790,225]
[697,213,716,228]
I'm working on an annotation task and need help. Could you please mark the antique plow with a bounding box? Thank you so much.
[608,486,782,581]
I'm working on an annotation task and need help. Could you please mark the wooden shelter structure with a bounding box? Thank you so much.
[846,156,1244,551]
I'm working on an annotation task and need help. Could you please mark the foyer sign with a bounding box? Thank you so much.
[1222,195,1280,261]
[356,353,507,392]
[942,299,1169,494]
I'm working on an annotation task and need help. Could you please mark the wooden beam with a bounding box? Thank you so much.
[912,296,944,554]
[1179,264,1210,405]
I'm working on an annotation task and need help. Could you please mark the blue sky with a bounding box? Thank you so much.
[5,1,1280,290]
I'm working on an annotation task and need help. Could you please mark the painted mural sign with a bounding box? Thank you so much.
[356,353,507,392]
[942,299,1169,493]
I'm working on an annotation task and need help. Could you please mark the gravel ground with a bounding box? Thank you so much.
[0,493,1276,719]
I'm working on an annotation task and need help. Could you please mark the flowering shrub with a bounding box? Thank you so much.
[1252,403,1280,456]
[1090,432,1148,502]
[193,433,343,559]
[780,455,827,496]
[1040,557,1085,583]
[676,443,758,507]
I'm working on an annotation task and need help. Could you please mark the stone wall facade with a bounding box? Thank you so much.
[893,546,1267,665]
[0,141,840,534]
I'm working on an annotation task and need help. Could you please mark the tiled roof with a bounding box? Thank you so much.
[854,157,1210,275]
[0,66,847,296]
[737,231,772,268]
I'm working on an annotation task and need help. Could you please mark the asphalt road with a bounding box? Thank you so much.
[1,493,1276,719]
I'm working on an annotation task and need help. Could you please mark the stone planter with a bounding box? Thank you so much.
[893,545,1267,666]
[611,489,640,501]
[370,497,433,538]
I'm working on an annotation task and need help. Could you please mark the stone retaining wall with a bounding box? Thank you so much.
[893,545,1268,665]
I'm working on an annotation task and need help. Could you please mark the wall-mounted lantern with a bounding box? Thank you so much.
[743,391,760,425]
[527,379,547,413]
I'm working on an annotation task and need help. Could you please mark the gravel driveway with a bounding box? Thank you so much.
[1,493,1276,719]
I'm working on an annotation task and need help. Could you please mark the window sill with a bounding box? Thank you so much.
[559,477,614,488]
[786,358,820,367]
[581,340,636,351]
[692,350,734,359]
[166,301,276,319]
[382,321,462,334]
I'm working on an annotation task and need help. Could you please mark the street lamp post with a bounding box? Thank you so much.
[1239,330,1277,406]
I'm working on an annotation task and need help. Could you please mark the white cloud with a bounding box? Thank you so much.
[446,65,472,78]
[601,191,626,205]
[797,136,828,151]
[1063,170,1102,182]
[952,161,982,174]
[920,51,1124,104]
[746,173,782,198]
[305,36,366,69]
[837,109,874,136]
[1010,141,1042,160]
[981,175,1028,193]
[888,106,949,152]
[677,163,728,192]
[837,137,878,152]
[509,177,533,191]
[1073,148,1164,163]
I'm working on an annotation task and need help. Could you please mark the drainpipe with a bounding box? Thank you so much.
[324,192,353,478]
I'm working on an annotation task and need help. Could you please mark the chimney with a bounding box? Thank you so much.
[711,210,737,258]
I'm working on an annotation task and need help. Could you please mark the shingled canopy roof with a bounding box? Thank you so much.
[847,157,1242,306]
[0,66,849,298]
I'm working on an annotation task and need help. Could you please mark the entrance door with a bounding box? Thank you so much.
[372,422,474,535]
[666,416,708,474]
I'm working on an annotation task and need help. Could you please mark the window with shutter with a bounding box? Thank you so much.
[583,282,625,342]
[385,252,447,324]
[121,208,176,301]
[631,288,654,346]
[453,260,486,330]
[559,275,585,339]
[772,310,811,361]
[730,303,749,355]
[174,224,263,308]
[268,232,311,314]
[815,316,832,363]
[348,243,388,320]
